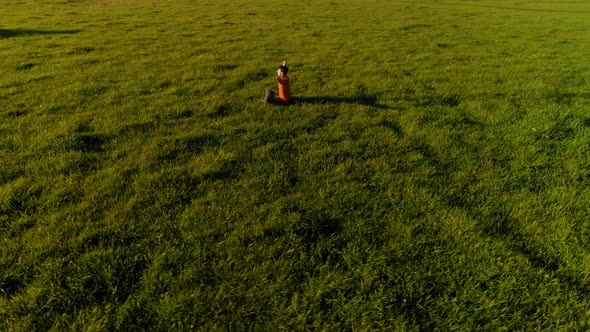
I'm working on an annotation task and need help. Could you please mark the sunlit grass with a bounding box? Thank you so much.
[2,0,590,330]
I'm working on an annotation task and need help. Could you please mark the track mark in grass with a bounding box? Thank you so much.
[78,228,141,251]
[0,161,24,186]
[117,121,157,136]
[0,178,42,219]
[0,28,81,38]
[133,80,174,95]
[292,209,344,260]
[211,63,238,72]
[206,102,237,118]
[237,69,267,88]
[132,170,204,218]
[177,135,222,153]
[0,140,17,154]
[159,134,222,161]
[45,104,68,114]
[474,204,515,237]
[508,164,552,193]
[546,90,590,106]
[452,187,590,295]
[15,62,36,71]
[0,276,25,298]
[136,84,153,96]
[78,84,109,97]
[67,46,94,54]
[164,108,194,120]
[442,94,461,107]
[9,218,37,238]
[400,24,432,31]
[58,247,150,307]
[547,90,574,106]
[56,153,100,174]
[201,160,238,182]
[69,134,107,153]
[261,223,287,240]
[75,58,100,66]
[32,76,54,86]
[514,241,561,273]
[442,112,482,129]
[397,81,462,108]
[51,133,110,153]
[472,202,590,296]
[435,42,451,48]
[417,93,461,108]
[5,110,27,117]
[545,123,574,141]
[292,95,390,108]
[377,119,404,138]
[534,114,575,142]
[298,109,339,134]
[190,48,208,56]
[295,210,342,243]
[402,138,452,173]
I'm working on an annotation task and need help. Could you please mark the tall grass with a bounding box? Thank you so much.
[2,0,590,330]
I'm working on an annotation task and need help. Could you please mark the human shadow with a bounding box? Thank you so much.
[0,29,81,38]
[291,95,391,109]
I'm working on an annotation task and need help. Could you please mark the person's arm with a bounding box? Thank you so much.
[277,76,289,85]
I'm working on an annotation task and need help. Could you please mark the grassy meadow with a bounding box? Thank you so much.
[2,0,590,330]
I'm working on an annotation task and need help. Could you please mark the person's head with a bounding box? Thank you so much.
[278,64,288,77]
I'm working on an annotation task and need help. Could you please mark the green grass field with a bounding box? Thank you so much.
[2,0,590,330]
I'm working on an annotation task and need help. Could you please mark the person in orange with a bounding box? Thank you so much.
[260,62,291,105]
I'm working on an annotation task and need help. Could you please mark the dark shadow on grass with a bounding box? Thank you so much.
[0,277,25,298]
[454,198,590,299]
[0,29,81,38]
[291,95,392,109]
